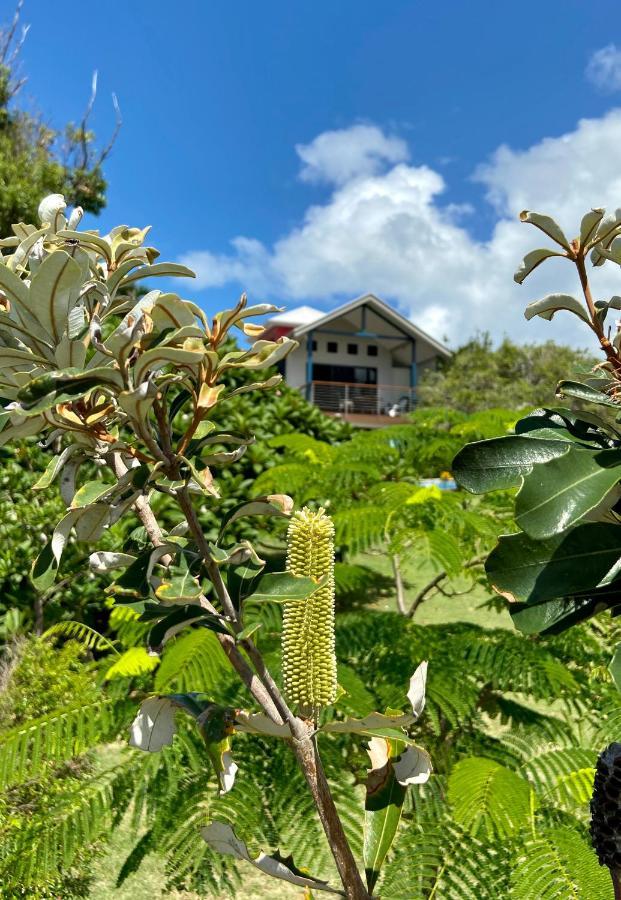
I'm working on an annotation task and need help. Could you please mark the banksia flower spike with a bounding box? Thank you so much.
[591,742,621,896]
[282,506,337,715]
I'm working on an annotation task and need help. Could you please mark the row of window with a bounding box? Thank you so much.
[311,340,378,357]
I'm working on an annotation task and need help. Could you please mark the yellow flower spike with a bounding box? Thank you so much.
[282,506,337,715]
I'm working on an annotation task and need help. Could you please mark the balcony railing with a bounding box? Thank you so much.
[301,380,416,419]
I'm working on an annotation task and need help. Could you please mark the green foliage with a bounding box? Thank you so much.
[418,332,597,413]
[0,10,110,234]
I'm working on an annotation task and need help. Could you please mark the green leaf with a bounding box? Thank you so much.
[452,436,570,493]
[486,523,621,604]
[218,494,293,537]
[609,643,621,692]
[363,736,407,893]
[117,262,195,290]
[514,248,565,284]
[70,479,118,508]
[133,345,205,386]
[556,379,621,408]
[518,210,572,250]
[580,208,605,248]
[509,589,619,635]
[17,366,123,415]
[29,250,83,343]
[246,571,325,603]
[32,446,80,490]
[154,550,203,603]
[448,757,532,838]
[146,604,230,650]
[105,647,159,680]
[515,445,621,538]
[524,293,590,324]
[200,822,341,894]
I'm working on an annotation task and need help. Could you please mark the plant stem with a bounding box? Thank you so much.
[391,554,406,615]
[175,484,370,899]
[611,868,621,900]
[575,253,621,377]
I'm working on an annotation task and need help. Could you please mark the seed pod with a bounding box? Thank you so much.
[282,507,337,714]
[590,742,621,886]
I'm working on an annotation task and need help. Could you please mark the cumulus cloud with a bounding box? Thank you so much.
[296,124,409,185]
[586,44,621,92]
[181,117,621,347]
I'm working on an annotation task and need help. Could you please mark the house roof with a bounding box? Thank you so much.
[267,305,324,326]
[289,293,452,358]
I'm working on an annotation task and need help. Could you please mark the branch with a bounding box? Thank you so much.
[406,554,486,618]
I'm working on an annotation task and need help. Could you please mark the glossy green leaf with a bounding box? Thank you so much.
[510,589,620,635]
[452,436,570,493]
[515,446,621,538]
[70,479,118,508]
[609,644,621,693]
[218,494,293,538]
[147,604,229,650]
[486,524,621,604]
[246,571,325,603]
[364,736,407,893]
[556,379,621,409]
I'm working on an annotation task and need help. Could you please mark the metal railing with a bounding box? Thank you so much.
[301,380,416,417]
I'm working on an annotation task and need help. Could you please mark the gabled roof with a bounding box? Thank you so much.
[290,293,452,358]
[268,305,324,326]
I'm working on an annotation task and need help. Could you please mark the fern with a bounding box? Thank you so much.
[0,762,135,889]
[447,757,533,839]
[380,820,512,899]
[0,697,125,789]
[43,620,119,653]
[105,646,160,680]
[154,629,232,695]
[510,826,611,899]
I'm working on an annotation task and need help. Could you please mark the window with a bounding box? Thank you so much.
[367,344,378,357]
[327,341,338,353]
[347,343,358,355]
[312,340,317,351]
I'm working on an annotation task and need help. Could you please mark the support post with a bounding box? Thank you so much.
[410,338,417,409]
[306,330,314,401]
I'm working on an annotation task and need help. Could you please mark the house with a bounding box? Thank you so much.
[262,293,451,426]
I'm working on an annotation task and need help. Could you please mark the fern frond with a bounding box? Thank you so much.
[0,698,124,789]
[510,826,610,899]
[43,620,119,653]
[333,505,390,554]
[0,762,135,889]
[380,819,511,899]
[447,757,533,839]
[154,629,232,695]
[106,646,160,680]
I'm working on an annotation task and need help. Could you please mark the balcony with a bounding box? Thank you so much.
[301,380,416,426]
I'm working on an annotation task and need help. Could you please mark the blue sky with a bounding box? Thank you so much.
[17,0,621,346]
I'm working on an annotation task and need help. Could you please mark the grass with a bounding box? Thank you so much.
[88,549,506,898]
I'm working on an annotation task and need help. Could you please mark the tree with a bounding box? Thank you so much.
[453,204,621,896]
[418,332,597,413]
[0,3,117,233]
[0,193,431,899]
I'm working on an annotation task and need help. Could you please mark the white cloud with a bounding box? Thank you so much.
[181,116,621,348]
[586,44,621,92]
[296,124,409,185]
